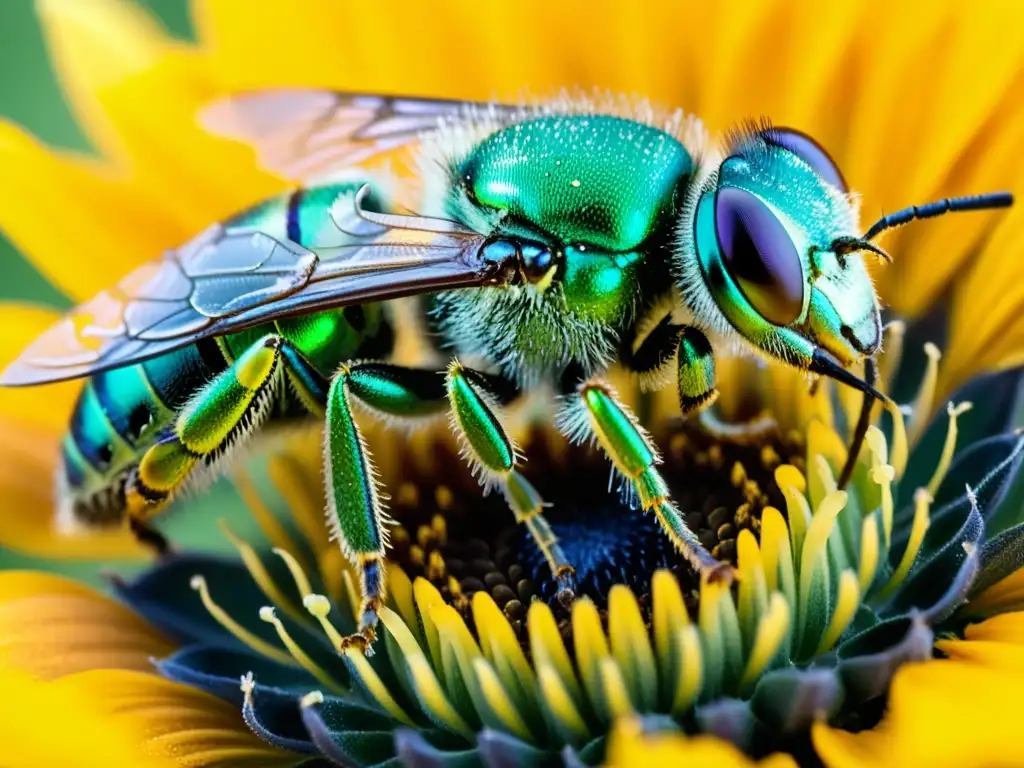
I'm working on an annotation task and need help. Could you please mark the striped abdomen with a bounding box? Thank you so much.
[59,181,395,529]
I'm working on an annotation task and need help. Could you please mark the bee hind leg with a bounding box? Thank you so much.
[124,334,295,555]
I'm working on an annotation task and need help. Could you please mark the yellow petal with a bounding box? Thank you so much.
[814,657,1024,767]
[0,122,181,302]
[942,202,1024,397]
[4,669,300,767]
[606,716,797,767]
[0,669,175,768]
[0,570,172,679]
[36,0,282,234]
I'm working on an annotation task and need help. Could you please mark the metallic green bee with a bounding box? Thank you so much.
[0,90,1011,650]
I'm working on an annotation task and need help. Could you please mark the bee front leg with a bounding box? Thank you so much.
[559,378,733,583]
[445,361,577,604]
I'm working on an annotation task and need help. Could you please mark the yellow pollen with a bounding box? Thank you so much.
[409,545,426,566]
[427,550,447,581]
[926,401,973,496]
[396,482,419,506]
[189,575,295,666]
[431,514,448,545]
[435,485,454,510]
[731,461,747,487]
[259,606,346,693]
[760,445,781,469]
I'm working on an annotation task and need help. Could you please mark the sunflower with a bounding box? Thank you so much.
[2,1,1024,766]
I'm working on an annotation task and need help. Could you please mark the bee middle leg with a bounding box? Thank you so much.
[559,375,733,583]
[444,360,577,605]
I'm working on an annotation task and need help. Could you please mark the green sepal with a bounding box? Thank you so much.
[967,520,1024,603]
[750,668,844,734]
[836,614,933,703]
[694,698,754,752]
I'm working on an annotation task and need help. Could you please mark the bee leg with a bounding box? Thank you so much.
[321,363,405,653]
[445,360,577,604]
[675,326,719,415]
[563,379,733,584]
[123,334,289,547]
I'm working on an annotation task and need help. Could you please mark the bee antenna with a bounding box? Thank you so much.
[863,191,1013,242]
[831,235,892,264]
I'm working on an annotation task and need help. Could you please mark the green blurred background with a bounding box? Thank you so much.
[0,0,193,309]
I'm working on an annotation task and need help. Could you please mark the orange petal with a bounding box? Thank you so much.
[0,122,182,302]
[37,0,283,234]
[0,570,172,679]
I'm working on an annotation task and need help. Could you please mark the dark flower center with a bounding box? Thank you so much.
[386,421,804,639]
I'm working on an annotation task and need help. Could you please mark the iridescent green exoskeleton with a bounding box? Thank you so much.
[0,91,1011,651]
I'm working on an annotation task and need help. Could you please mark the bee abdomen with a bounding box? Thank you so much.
[59,341,227,529]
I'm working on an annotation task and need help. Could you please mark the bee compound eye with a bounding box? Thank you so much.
[715,186,805,326]
[762,128,847,193]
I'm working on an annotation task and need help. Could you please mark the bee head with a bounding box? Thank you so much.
[684,125,882,369]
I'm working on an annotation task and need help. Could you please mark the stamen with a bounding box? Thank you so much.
[815,570,860,654]
[218,520,306,623]
[865,426,896,548]
[858,514,881,593]
[884,399,909,479]
[234,470,306,570]
[879,488,932,599]
[877,321,906,395]
[189,575,295,666]
[908,343,942,445]
[736,530,769,645]
[303,594,346,651]
[274,547,316,598]
[739,593,790,691]
[259,606,346,693]
[926,402,973,496]
[760,507,797,609]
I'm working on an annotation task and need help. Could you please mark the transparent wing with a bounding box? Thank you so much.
[0,191,509,386]
[202,90,518,182]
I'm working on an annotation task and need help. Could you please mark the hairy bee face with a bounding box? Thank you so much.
[681,128,881,368]
[430,112,694,382]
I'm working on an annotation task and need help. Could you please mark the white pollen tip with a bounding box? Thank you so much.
[258,606,276,622]
[301,690,325,708]
[189,575,205,590]
[240,672,255,694]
